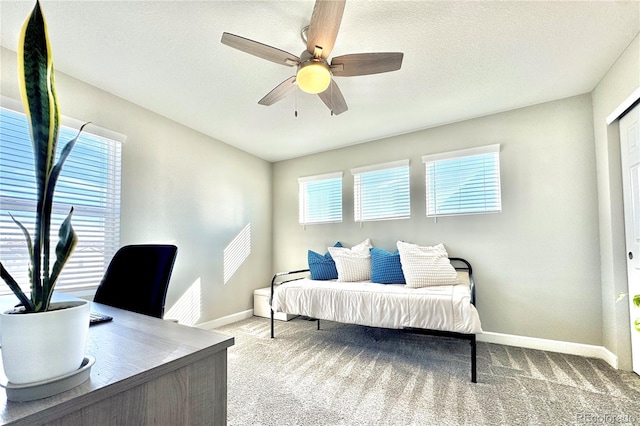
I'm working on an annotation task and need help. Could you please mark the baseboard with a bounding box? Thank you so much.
[478,332,618,369]
[195,309,253,330]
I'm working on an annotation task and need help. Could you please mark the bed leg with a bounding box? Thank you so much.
[317,319,320,330]
[471,334,477,383]
[270,308,275,339]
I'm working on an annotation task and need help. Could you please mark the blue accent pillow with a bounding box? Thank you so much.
[370,247,405,284]
[308,242,342,280]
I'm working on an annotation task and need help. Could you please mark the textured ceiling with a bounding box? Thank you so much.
[1,1,639,162]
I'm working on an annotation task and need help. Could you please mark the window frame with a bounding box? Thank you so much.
[351,159,411,223]
[0,97,125,293]
[422,144,501,218]
[298,171,343,225]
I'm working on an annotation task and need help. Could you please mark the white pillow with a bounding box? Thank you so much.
[328,239,373,282]
[396,241,459,288]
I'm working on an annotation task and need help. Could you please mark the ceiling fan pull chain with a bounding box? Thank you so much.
[295,89,298,117]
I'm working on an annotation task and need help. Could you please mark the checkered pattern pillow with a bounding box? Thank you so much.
[308,242,342,280]
[328,239,373,282]
[397,241,459,288]
[370,248,405,284]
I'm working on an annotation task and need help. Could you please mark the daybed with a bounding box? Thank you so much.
[269,240,483,382]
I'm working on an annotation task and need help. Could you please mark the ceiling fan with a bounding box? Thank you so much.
[221,0,403,115]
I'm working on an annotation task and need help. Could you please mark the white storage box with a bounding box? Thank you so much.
[254,287,298,321]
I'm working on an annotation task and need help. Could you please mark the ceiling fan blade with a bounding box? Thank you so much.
[258,76,297,106]
[221,32,299,66]
[306,0,346,58]
[330,53,404,77]
[318,80,348,115]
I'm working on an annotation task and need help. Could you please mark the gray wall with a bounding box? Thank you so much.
[1,47,273,325]
[273,94,602,346]
[592,33,640,370]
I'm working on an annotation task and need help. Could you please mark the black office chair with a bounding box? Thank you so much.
[94,244,178,318]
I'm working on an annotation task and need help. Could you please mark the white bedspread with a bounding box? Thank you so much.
[271,272,482,334]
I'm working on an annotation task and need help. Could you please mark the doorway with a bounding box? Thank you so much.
[619,105,640,375]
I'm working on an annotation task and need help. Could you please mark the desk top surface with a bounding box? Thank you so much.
[0,296,234,425]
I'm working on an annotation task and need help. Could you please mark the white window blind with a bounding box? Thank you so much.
[0,105,123,292]
[298,172,343,224]
[422,144,501,217]
[352,159,410,222]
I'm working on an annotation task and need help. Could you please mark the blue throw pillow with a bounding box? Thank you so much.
[370,247,405,284]
[308,242,342,280]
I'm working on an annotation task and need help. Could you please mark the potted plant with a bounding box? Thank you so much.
[0,0,90,385]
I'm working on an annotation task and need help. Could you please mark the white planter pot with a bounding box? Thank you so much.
[0,300,90,384]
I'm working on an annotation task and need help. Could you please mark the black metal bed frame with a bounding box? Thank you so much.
[269,257,478,383]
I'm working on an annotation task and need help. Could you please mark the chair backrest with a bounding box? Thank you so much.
[94,244,178,318]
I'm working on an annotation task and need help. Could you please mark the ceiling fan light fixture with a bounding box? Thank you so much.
[296,60,331,94]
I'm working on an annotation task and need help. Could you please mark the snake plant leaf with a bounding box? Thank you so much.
[7,213,40,304]
[18,0,59,193]
[8,213,34,270]
[0,263,34,311]
[44,208,78,311]
[40,124,86,283]
[47,124,87,197]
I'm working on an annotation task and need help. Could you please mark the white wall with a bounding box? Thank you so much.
[591,33,640,370]
[1,46,273,325]
[273,94,602,346]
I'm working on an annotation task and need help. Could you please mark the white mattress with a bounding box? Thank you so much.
[271,272,482,334]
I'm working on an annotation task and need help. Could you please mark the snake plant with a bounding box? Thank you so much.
[0,1,85,312]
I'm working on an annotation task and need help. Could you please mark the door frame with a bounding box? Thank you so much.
[609,87,640,374]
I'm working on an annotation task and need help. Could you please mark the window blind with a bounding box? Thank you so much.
[352,160,410,222]
[0,106,123,292]
[298,172,343,224]
[422,144,501,217]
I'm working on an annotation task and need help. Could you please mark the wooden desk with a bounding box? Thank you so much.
[0,301,234,425]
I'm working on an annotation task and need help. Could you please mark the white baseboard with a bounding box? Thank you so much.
[195,309,253,330]
[478,332,618,369]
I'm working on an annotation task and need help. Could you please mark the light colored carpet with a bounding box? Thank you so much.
[214,317,640,425]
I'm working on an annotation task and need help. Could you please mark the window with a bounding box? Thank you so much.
[422,144,501,217]
[0,104,123,292]
[298,172,342,224]
[352,160,410,222]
